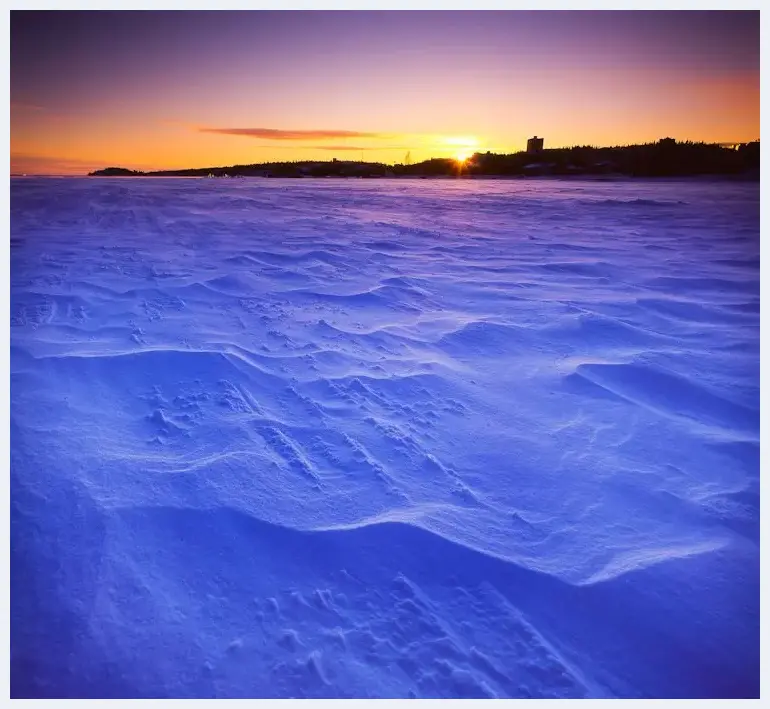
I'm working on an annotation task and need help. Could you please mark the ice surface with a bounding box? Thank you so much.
[10,177,759,698]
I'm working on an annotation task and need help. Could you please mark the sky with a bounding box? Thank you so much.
[10,10,760,174]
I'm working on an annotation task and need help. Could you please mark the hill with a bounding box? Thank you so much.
[88,139,760,179]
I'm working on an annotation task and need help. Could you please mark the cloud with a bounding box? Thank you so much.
[199,127,390,141]
[312,145,378,151]
[10,153,153,175]
[313,145,414,152]
[10,101,46,112]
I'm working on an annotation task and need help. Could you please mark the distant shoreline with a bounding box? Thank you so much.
[13,173,759,182]
[83,139,759,181]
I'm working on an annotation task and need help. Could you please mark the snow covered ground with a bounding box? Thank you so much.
[10,176,759,698]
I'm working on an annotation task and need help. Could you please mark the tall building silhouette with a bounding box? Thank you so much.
[526,136,544,154]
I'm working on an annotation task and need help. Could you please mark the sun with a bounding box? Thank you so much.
[440,136,480,165]
[455,150,472,164]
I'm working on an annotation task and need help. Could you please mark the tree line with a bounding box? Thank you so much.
[89,139,759,179]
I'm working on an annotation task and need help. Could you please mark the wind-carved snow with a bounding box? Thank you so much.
[11,177,759,698]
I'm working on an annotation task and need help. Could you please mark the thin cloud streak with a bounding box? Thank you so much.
[10,152,155,175]
[313,145,377,151]
[11,101,46,112]
[311,145,411,151]
[199,127,391,141]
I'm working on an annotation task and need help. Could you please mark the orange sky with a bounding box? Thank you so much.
[11,11,760,174]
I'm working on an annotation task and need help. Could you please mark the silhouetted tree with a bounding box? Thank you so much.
[89,140,759,179]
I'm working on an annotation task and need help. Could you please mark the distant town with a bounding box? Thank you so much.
[86,137,759,179]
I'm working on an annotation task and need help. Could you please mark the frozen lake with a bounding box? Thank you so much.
[10,177,759,698]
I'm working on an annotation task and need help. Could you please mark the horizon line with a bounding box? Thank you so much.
[11,138,761,177]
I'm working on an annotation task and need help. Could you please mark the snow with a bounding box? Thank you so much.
[10,176,759,698]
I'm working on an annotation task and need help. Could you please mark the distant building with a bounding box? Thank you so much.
[526,136,544,154]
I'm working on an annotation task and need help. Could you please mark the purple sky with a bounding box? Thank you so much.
[11,11,760,173]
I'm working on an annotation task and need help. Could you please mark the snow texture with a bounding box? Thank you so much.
[11,177,759,698]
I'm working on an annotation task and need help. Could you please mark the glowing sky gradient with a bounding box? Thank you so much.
[11,10,759,174]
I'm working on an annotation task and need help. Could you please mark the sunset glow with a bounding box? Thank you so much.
[9,9,762,701]
[10,11,759,174]
[442,135,481,163]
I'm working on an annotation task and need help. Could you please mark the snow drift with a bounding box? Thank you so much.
[11,177,759,698]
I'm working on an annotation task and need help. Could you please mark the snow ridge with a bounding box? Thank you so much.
[11,177,759,698]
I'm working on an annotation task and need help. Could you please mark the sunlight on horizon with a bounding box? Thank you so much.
[438,135,481,164]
